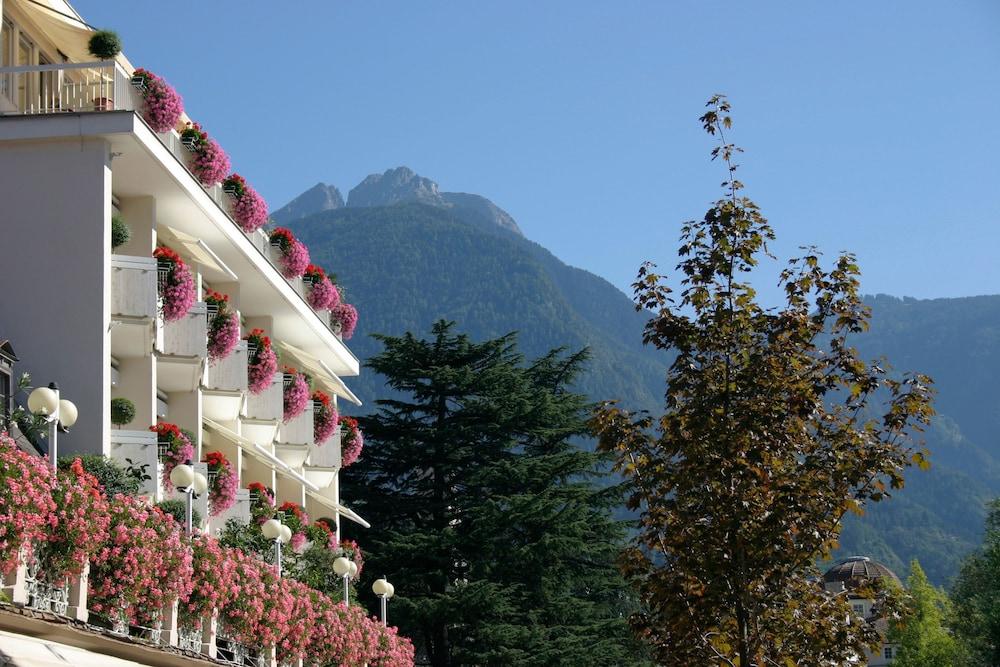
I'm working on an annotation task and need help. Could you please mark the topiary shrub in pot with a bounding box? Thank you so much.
[88,30,122,60]
[110,397,136,428]
[111,215,131,250]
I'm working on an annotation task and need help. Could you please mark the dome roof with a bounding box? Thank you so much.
[822,556,901,590]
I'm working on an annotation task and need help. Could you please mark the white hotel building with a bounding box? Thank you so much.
[0,0,365,566]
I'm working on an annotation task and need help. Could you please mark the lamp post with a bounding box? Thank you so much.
[262,518,291,576]
[169,463,208,535]
[28,383,78,471]
[333,557,358,606]
[372,577,394,627]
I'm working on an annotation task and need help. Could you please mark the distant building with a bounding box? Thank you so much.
[822,556,902,666]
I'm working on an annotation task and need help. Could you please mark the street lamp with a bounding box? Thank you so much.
[333,556,359,606]
[372,576,395,627]
[169,463,207,535]
[262,518,291,576]
[28,383,78,471]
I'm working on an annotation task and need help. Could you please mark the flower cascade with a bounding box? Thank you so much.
[154,246,196,322]
[180,122,231,186]
[339,415,364,468]
[0,432,56,575]
[269,228,310,279]
[131,68,183,133]
[205,289,240,362]
[41,461,111,584]
[331,301,358,340]
[312,390,338,445]
[245,328,278,395]
[282,367,310,422]
[203,450,238,516]
[223,173,269,233]
[303,264,340,311]
[151,421,194,491]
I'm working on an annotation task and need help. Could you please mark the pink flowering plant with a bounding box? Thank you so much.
[38,460,111,584]
[151,422,194,492]
[0,432,56,575]
[304,264,340,310]
[205,289,240,362]
[224,173,269,233]
[339,415,364,468]
[332,301,359,339]
[269,228,310,278]
[282,367,310,422]
[312,390,338,445]
[131,68,183,133]
[245,328,278,395]
[182,535,237,630]
[181,122,231,186]
[203,451,237,516]
[154,246,196,322]
[88,494,194,626]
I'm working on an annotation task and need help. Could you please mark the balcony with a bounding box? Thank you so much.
[275,398,314,469]
[242,371,282,445]
[108,429,160,499]
[110,255,157,358]
[203,342,248,423]
[0,60,140,116]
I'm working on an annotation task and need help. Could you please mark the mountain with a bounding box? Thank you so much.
[272,182,344,225]
[278,171,1000,585]
[345,167,523,235]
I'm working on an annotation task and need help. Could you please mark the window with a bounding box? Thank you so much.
[852,603,865,615]
[1,19,12,67]
[884,646,893,659]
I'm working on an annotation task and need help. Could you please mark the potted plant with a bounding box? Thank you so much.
[202,451,237,516]
[338,415,363,467]
[330,301,358,340]
[244,328,277,395]
[110,397,136,428]
[111,215,130,250]
[149,421,194,491]
[130,68,183,133]
[303,265,339,311]
[223,173,269,233]
[312,390,338,445]
[205,290,240,362]
[179,122,230,187]
[88,30,122,60]
[282,367,310,422]
[153,246,196,322]
[268,228,310,279]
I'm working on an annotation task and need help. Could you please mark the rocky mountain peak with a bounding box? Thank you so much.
[271,182,344,225]
[347,167,443,208]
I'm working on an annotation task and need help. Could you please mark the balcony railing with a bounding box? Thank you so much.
[157,302,208,358]
[109,429,160,499]
[0,60,141,116]
[111,255,157,319]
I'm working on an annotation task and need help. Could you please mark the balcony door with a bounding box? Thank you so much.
[0,19,12,110]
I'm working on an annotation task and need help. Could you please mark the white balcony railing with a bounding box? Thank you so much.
[244,371,283,423]
[204,342,249,392]
[0,60,141,116]
[308,425,341,469]
[108,429,160,499]
[157,302,208,358]
[111,255,157,319]
[277,400,314,448]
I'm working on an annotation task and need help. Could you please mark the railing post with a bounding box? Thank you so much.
[267,644,277,667]
[66,562,90,622]
[160,598,179,646]
[2,547,30,606]
[201,609,218,659]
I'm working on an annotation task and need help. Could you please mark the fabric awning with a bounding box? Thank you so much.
[157,225,234,279]
[277,341,362,406]
[306,490,371,529]
[203,418,319,492]
[0,629,147,667]
[9,0,135,71]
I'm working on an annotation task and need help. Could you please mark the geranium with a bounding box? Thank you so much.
[203,451,237,516]
[247,482,275,511]
[309,519,337,550]
[131,68,183,133]
[331,302,359,339]
[339,415,364,468]
[224,174,269,233]
[304,265,340,311]
[269,228,310,278]
[151,421,194,491]
[39,460,110,584]
[180,122,230,186]
[245,328,278,395]
[205,289,240,362]
[283,368,310,422]
[183,534,237,630]
[277,501,309,534]
[312,390,338,445]
[0,432,56,575]
[154,246,196,322]
[88,494,193,626]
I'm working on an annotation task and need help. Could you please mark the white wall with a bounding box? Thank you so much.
[0,137,111,456]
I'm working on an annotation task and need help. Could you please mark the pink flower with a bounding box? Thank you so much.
[231,183,269,233]
[248,344,278,395]
[133,68,183,133]
[190,136,230,186]
[307,276,339,310]
[332,302,358,339]
[283,370,310,422]
[339,416,364,468]
[155,247,196,322]
[280,239,310,279]
[312,391,338,445]
[208,309,240,361]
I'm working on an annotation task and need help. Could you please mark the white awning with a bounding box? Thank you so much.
[8,0,135,71]
[277,341,362,406]
[306,490,371,529]
[203,418,319,492]
[0,629,146,667]
[157,224,235,280]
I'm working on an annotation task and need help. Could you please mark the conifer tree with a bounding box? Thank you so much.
[591,96,935,666]
[951,499,1000,665]
[341,321,647,666]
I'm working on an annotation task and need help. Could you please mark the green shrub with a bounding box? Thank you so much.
[87,30,122,60]
[58,454,140,497]
[111,215,130,249]
[156,499,200,528]
[110,397,136,427]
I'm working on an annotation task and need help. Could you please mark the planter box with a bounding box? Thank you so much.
[111,255,157,319]
[157,302,208,358]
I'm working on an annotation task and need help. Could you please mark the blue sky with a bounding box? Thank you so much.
[77,1,1000,305]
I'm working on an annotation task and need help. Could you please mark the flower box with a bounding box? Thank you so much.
[130,75,147,92]
[180,134,199,152]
